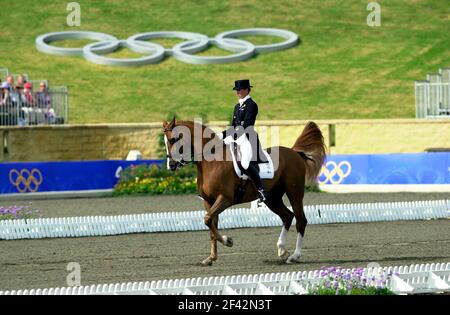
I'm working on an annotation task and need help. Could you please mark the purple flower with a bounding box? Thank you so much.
[310,264,396,295]
[347,283,353,291]
[0,205,37,220]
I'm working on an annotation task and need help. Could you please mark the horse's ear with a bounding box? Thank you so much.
[162,121,167,128]
[166,115,176,129]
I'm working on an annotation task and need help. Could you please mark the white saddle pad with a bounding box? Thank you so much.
[228,144,275,180]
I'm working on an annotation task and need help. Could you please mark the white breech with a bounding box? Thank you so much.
[235,134,252,170]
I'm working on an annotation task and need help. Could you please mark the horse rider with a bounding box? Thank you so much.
[219,79,268,202]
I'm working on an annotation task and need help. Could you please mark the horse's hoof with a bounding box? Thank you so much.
[201,258,213,266]
[286,255,301,264]
[223,236,233,247]
[278,249,290,261]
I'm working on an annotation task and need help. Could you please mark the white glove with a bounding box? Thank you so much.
[216,132,223,140]
[223,135,234,145]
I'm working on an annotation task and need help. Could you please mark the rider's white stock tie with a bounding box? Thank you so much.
[238,94,251,107]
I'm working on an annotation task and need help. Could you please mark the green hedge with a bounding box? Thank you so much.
[113,163,320,196]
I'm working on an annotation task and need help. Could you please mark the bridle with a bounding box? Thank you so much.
[163,127,194,169]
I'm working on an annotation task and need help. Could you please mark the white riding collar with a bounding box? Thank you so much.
[238,94,251,107]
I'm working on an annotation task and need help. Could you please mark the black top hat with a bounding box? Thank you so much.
[232,79,253,90]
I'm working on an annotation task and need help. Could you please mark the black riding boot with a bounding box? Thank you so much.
[244,162,268,202]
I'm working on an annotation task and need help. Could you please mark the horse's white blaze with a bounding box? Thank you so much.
[164,135,170,170]
[287,233,304,262]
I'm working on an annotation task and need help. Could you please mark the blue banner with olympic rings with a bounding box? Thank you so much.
[0,160,162,194]
[0,152,449,194]
[318,152,450,185]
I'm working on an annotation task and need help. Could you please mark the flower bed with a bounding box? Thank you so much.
[113,164,197,196]
[308,266,395,295]
[0,205,40,220]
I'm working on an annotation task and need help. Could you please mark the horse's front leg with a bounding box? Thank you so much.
[202,195,232,265]
[201,200,219,266]
[202,215,218,266]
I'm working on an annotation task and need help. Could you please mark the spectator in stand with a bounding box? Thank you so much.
[23,82,35,106]
[0,80,3,104]
[36,82,51,108]
[12,83,26,105]
[1,82,11,106]
[21,82,37,125]
[6,75,14,87]
[12,83,27,125]
[0,82,7,124]
[35,81,55,123]
[1,82,14,125]
[17,74,27,86]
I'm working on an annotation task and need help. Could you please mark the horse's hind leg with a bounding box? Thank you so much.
[285,187,307,264]
[264,189,294,261]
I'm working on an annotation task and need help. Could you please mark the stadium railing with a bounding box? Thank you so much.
[415,68,450,119]
[0,87,68,126]
[0,68,8,82]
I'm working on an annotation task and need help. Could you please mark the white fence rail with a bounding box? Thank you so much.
[1,199,448,240]
[1,262,448,295]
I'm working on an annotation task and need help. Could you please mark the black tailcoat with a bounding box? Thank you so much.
[222,97,267,163]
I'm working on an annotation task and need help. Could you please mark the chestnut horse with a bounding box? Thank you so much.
[162,118,326,265]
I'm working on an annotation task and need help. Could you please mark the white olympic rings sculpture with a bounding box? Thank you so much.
[35,28,299,67]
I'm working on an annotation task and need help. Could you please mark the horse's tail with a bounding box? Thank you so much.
[291,122,327,184]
